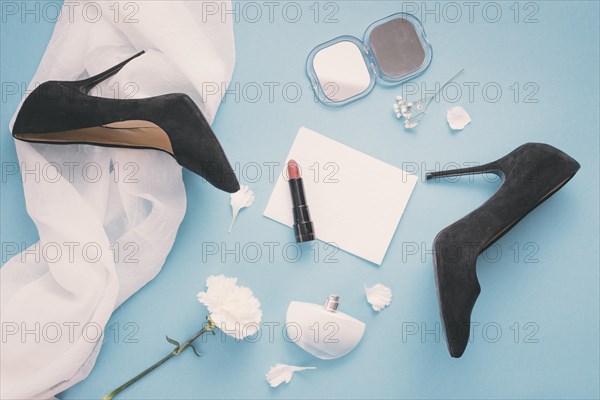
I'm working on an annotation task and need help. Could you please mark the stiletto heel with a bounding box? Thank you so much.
[12,51,239,193]
[426,162,500,180]
[427,143,580,357]
[75,50,145,93]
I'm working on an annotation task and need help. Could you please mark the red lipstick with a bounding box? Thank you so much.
[288,159,301,180]
[287,159,315,243]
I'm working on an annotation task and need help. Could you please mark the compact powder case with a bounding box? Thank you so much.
[307,13,433,107]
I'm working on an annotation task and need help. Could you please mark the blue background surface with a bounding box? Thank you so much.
[1,1,599,399]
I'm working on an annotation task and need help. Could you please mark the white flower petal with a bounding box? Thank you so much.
[229,185,255,232]
[446,106,472,130]
[266,364,316,388]
[365,283,392,312]
[197,275,262,339]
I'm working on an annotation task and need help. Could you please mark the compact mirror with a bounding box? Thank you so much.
[311,38,374,103]
[307,13,432,107]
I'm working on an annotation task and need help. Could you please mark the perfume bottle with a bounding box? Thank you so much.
[285,295,366,360]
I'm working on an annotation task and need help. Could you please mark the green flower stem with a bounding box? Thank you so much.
[101,318,217,400]
[424,68,465,107]
[411,68,466,122]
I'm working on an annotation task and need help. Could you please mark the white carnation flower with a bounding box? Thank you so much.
[197,275,262,340]
[104,275,263,400]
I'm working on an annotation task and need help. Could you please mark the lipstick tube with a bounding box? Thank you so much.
[287,160,315,243]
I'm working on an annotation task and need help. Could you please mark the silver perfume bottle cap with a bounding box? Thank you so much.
[324,294,339,312]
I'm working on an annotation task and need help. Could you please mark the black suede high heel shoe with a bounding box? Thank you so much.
[426,143,580,358]
[12,51,239,193]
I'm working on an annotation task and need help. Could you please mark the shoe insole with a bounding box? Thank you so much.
[14,120,174,155]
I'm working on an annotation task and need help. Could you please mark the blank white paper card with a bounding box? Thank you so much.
[264,127,418,265]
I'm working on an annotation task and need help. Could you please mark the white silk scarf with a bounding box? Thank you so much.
[1,1,235,398]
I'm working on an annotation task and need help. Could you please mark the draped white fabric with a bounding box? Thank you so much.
[1,2,235,398]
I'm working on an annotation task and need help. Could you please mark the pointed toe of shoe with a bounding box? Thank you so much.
[441,303,475,358]
[435,254,481,358]
[215,175,240,193]
[199,157,240,193]
[183,159,240,193]
[446,326,469,358]
[439,299,472,358]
